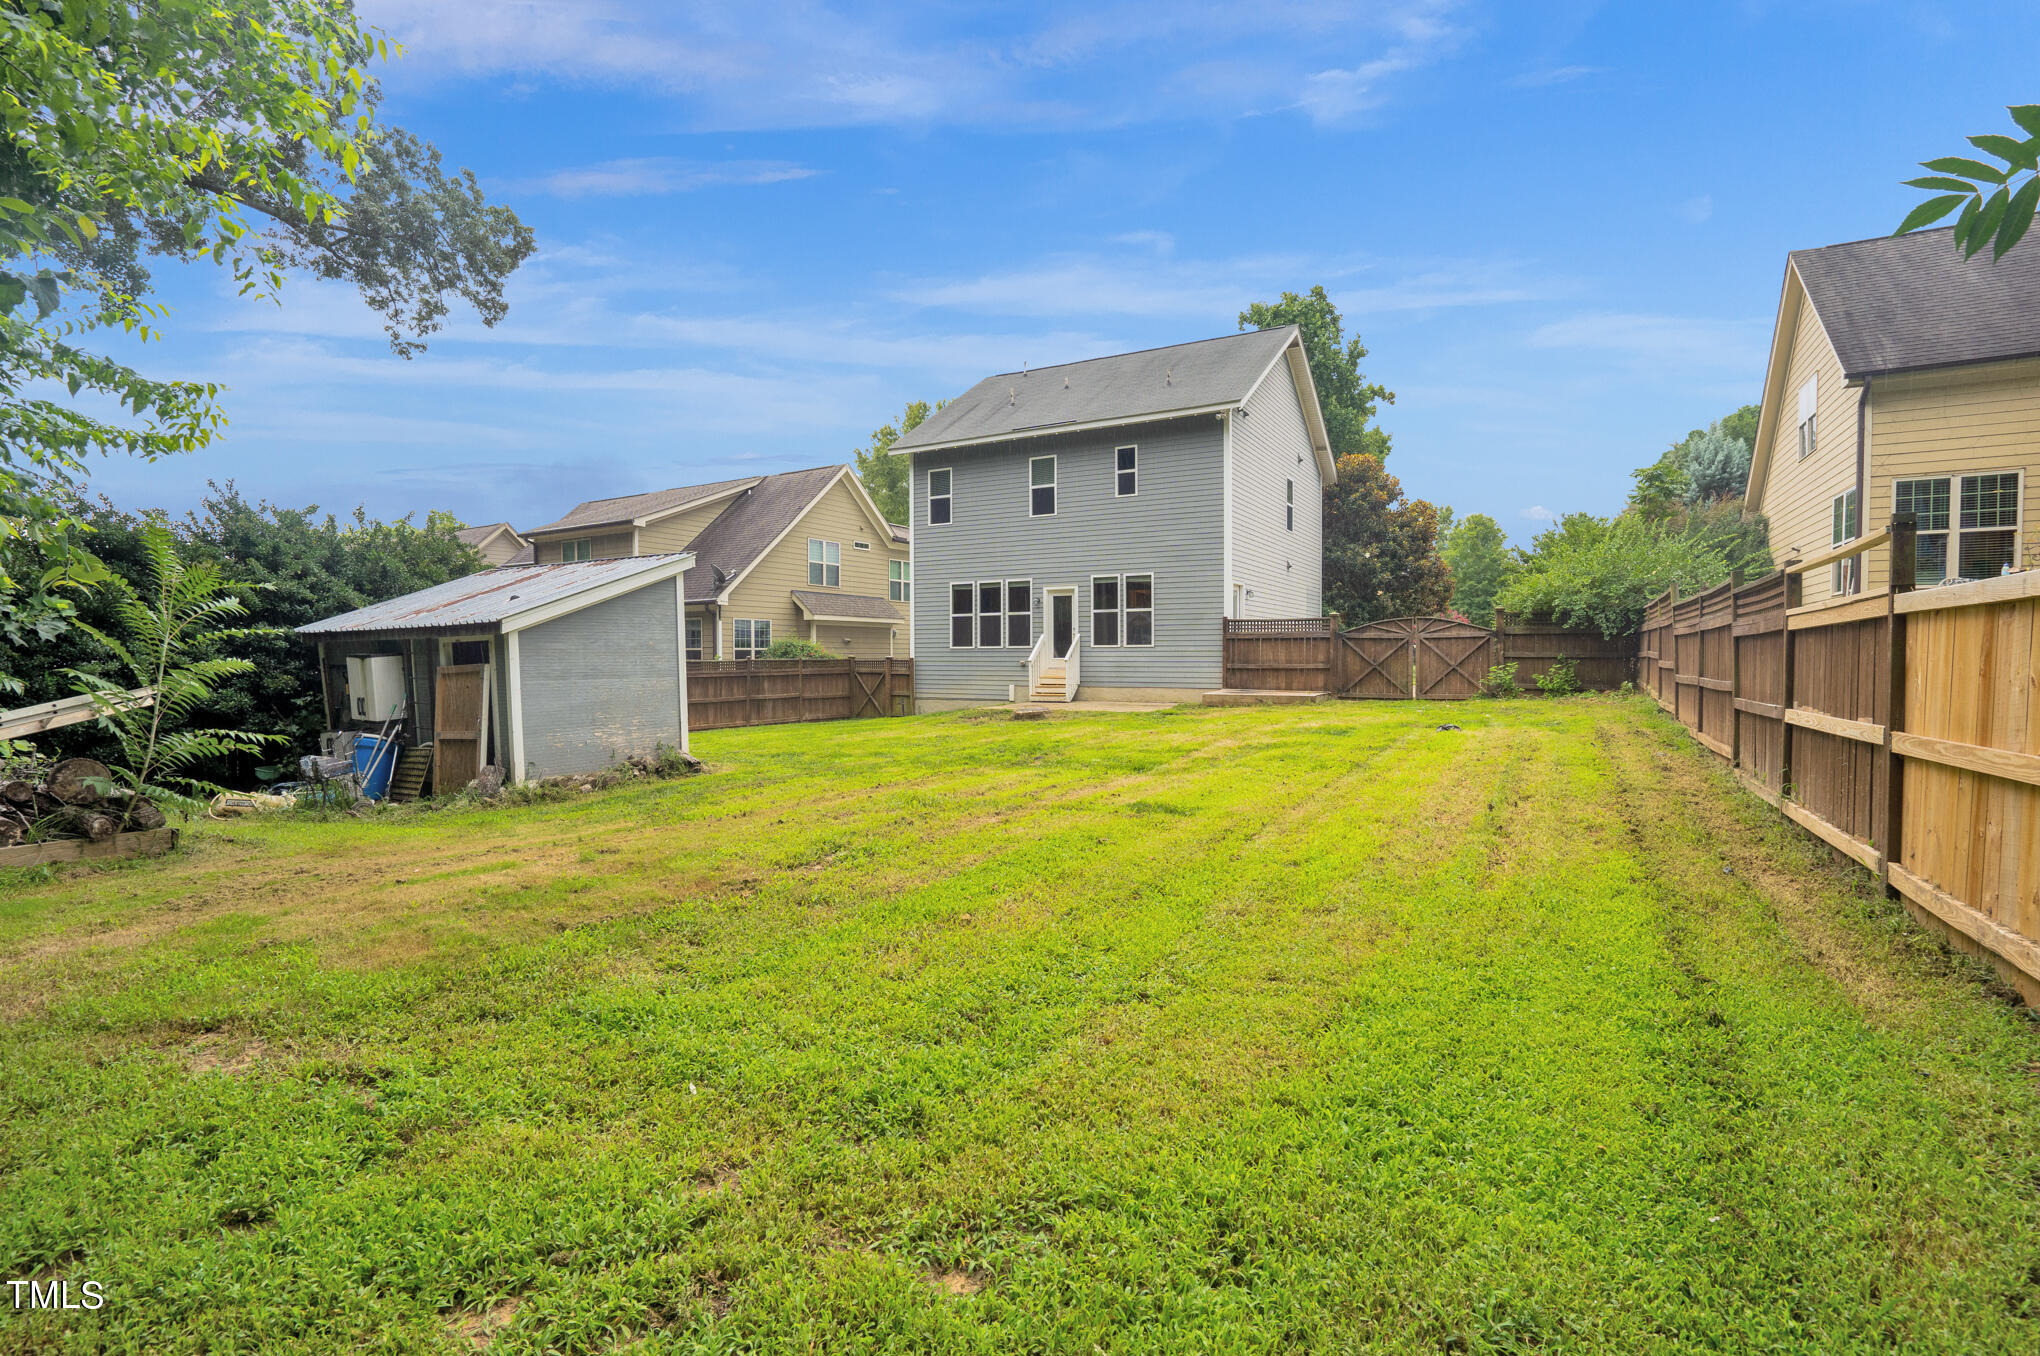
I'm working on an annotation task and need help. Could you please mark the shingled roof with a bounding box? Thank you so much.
[892,325,1331,478]
[1791,226,2040,379]
[527,475,762,535]
[680,465,851,603]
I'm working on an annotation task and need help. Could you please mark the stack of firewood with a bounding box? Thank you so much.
[0,758,167,849]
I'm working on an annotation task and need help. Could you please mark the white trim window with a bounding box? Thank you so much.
[732,618,772,659]
[929,468,953,526]
[977,581,1003,647]
[889,559,912,602]
[1959,471,2021,578]
[1091,575,1121,646]
[561,537,592,562]
[1125,574,1154,646]
[1285,479,1295,531]
[949,583,974,647]
[1006,579,1032,648]
[1796,377,1819,461]
[807,538,841,587]
[1030,456,1057,516]
[1830,487,1862,595]
[685,616,703,661]
[1116,446,1137,497]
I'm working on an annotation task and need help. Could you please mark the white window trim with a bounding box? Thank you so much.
[1115,445,1138,498]
[948,581,974,649]
[1830,487,1862,596]
[807,537,841,588]
[1030,455,1057,518]
[1285,479,1295,532]
[1796,377,1819,461]
[1090,573,1122,648]
[976,578,1004,648]
[1005,578,1033,648]
[1893,469,2024,584]
[731,617,774,661]
[1123,571,1155,648]
[685,615,704,661]
[889,558,912,603]
[928,468,953,527]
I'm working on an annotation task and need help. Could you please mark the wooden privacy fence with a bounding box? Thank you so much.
[1644,514,2040,1006]
[1223,616,1635,699]
[686,658,913,731]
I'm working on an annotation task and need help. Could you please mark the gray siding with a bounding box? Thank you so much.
[1230,358,1324,618]
[516,583,683,778]
[910,414,1225,701]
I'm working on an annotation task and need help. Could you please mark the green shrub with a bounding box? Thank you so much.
[1536,657,1582,696]
[1479,662,1520,697]
[760,637,835,659]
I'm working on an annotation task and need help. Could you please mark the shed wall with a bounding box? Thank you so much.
[516,584,683,778]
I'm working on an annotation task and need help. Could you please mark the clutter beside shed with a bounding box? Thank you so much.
[296,554,696,795]
[0,754,177,866]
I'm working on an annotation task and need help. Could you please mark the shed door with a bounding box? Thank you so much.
[434,664,491,793]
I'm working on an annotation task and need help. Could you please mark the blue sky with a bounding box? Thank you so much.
[88,1,2040,543]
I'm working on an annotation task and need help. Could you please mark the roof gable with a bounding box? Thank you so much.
[679,465,849,602]
[528,475,763,536]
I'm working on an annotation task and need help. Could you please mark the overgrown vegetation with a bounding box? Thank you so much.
[759,637,836,660]
[1479,660,1519,697]
[1535,655,1581,696]
[2,703,2035,1351]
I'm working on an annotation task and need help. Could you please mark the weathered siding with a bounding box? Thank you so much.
[1868,354,2040,587]
[1230,357,1324,618]
[723,474,907,660]
[516,584,682,778]
[910,414,1226,701]
[1756,280,1863,605]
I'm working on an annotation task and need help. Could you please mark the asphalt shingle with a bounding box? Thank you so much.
[1792,226,2040,379]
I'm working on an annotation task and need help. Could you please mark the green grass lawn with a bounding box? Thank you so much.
[2,696,2037,1353]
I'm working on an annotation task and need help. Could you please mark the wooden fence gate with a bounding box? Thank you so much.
[1337,616,1496,700]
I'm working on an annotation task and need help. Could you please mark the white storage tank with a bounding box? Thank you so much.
[345,654,408,721]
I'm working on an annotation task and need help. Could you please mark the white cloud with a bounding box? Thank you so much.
[1676,193,1714,224]
[1521,505,1554,521]
[1509,64,1601,88]
[1527,312,1767,374]
[1113,230,1176,255]
[520,158,820,198]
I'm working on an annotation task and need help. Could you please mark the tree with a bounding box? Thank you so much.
[1441,512,1513,628]
[1682,421,1754,505]
[852,400,934,525]
[1239,286,1393,461]
[1496,513,1734,639]
[0,1,533,690]
[1898,104,2040,259]
[1322,454,1452,623]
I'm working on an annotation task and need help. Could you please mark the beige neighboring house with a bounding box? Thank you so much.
[523,465,912,660]
[454,521,532,567]
[1747,226,2040,604]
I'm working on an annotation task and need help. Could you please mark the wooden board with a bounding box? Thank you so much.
[433,664,491,793]
[1783,799,1880,871]
[0,827,178,868]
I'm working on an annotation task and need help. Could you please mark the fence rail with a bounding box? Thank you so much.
[1644,513,2040,1006]
[1223,617,1634,698]
[686,658,913,731]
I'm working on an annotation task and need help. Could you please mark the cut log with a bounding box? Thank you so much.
[114,797,168,831]
[46,758,114,806]
[0,821,21,848]
[54,805,118,841]
[0,779,33,807]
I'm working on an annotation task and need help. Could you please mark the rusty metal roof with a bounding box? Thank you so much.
[297,554,692,637]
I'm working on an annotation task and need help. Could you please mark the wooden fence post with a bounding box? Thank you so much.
[1728,579,1742,770]
[1779,566,1801,802]
[1879,513,1917,889]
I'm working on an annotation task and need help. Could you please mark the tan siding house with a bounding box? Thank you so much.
[1748,228,2040,602]
[524,466,911,661]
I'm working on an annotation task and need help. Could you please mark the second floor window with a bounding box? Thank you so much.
[1031,456,1056,516]
[889,559,912,602]
[1116,446,1137,496]
[807,538,840,587]
[928,468,952,525]
[561,537,592,562]
[1797,377,1819,460]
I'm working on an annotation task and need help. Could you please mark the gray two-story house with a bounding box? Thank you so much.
[893,325,1334,707]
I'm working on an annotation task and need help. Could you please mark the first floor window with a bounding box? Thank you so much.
[733,618,771,659]
[1031,456,1057,516]
[929,468,953,525]
[950,584,974,647]
[561,537,592,562]
[1125,574,1154,646]
[1960,471,2020,578]
[686,616,703,661]
[1116,446,1137,497]
[1831,487,1861,595]
[1092,575,1120,646]
[978,581,1003,647]
[807,538,840,587]
[1007,580,1032,648]
[1895,472,2022,583]
[890,558,912,602]
[1285,479,1295,531]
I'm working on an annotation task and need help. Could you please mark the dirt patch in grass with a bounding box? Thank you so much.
[927,1268,982,1297]
[447,1295,522,1347]
[180,1032,268,1077]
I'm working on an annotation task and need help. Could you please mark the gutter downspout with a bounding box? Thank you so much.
[1855,380,1870,594]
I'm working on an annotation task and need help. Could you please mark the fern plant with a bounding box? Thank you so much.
[65,523,286,823]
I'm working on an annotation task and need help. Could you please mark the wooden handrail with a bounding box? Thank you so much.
[1786,528,1890,577]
